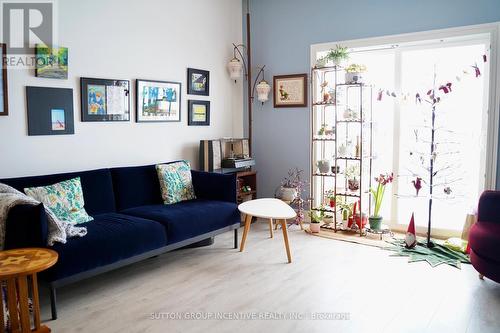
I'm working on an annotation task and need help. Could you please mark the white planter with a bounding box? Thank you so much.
[310,222,321,233]
[345,72,364,84]
[281,187,297,202]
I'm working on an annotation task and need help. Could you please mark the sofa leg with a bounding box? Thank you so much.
[234,228,238,249]
[50,284,57,320]
[479,273,484,280]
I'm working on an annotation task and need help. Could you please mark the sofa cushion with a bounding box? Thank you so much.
[43,213,167,281]
[24,177,93,224]
[1,168,116,215]
[122,199,240,244]
[111,164,163,211]
[469,221,500,263]
[156,161,196,204]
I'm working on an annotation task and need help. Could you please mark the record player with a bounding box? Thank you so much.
[199,138,255,172]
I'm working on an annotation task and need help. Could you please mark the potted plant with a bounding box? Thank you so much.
[308,209,324,233]
[315,45,349,68]
[369,172,394,230]
[336,198,352,229]
[279,168,305,202]
[345,164,360,192]
[345,64,367,84]
[324,190,336,207]
[316,159,331,174]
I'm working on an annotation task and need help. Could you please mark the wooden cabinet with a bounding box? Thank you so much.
[236,170,257,203]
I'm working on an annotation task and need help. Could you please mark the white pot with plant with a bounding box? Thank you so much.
[279,168,305,202]
[316,45,349,68]
[345,64,367,84]
[308,210,324,233]
[345,164,361,192]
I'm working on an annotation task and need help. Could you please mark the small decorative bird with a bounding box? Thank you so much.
[412,177,422,196]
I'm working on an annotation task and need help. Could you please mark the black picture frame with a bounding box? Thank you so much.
[187,68,209,96]
[136,79,182,123]
[26,86,74,136]
[0,43,8,116]
[80,77,130,122]
[188,100,210,126]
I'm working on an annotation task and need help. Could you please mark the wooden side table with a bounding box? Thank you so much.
[238,198,297,263]
[0,248,58,333]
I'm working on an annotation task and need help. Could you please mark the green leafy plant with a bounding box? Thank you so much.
[316,45,349,67]
[345,64,367,73]
[370,172,394,217]
[344,164,360,180]
[308,209,325,223]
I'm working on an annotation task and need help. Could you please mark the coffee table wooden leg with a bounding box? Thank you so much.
[30,274,41,330]
[240,214,252,252]
[17,275,31,332]
[268,219,274,238]
[0,282,4,333]
[6,278,20,332]
[280,219,292,263]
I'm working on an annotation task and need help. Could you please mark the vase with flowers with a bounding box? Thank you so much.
[369,172,394,230]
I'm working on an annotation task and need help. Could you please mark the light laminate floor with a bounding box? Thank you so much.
[42,221,500,333]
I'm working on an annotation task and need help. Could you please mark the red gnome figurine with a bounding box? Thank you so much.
[405,213,417,249]
[412,177,422,196]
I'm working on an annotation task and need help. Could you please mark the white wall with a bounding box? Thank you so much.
[0,0,243,178]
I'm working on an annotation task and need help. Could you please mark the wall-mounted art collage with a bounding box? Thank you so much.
[0,43,214,133]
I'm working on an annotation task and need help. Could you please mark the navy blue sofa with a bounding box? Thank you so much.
[1,162,240,320]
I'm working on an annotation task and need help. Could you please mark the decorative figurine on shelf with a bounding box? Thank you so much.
[320,81,330,103]
[412,177,422,196]
[405,213,417,249]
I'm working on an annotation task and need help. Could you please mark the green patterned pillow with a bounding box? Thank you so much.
[156,161,196,204]
[24,177,94,224]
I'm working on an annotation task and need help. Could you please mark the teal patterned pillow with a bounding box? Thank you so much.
[156,161,196,204]
[24,177,94,224]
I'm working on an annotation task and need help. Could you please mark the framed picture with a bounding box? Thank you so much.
[188,100,210,126]
[35,44,69,79]
[136,79,181,122]
[187,68,209,96]
[273,73,308,108]
[81,77,130,122]
[0,43,8,116]
[26,86,74,136]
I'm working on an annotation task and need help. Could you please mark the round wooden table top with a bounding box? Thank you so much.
[0,248,58,278]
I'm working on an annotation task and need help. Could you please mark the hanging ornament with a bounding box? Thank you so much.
[405,213,417,249]
[377,89,383,101]
[444,186,452,195]
[412,177,422,196]
[439,82,452,94]
[483,54,487,63]
[472,64,481,77]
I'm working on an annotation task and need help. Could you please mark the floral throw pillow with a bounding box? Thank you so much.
[156,161,196,204]
[24,177,93,224]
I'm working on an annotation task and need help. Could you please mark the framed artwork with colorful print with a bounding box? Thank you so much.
[81,77,130,122]
[136,79,181,122]
[273,73,308,108]
[187,68,209,96]
[188,100,210,126]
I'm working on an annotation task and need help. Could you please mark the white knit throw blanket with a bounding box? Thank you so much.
[0,183,87,249]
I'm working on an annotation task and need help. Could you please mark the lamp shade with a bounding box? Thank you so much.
[256,80,271,103]
[227,57,243,80]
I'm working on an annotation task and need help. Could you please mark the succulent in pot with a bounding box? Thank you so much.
[345,164,360,192]
[345,64,367,84]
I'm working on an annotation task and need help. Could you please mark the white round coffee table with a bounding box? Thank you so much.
[238,198,297,263]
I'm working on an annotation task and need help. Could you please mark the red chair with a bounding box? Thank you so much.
[469,191,500,283]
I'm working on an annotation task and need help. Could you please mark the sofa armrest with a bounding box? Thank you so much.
[191,170,237,203]
[478,191,500,224]
[4,203,48,249]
